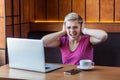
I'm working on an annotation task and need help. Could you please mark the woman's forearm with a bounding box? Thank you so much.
[41,31,66,47]
[85,28,108,44]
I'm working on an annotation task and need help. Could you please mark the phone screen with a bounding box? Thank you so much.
[64,69,81,75]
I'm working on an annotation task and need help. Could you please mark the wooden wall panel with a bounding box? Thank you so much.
[30,22,120,32]
[13,0,19,16]
[6,0,31,38]
[6,0,20,24]
[5,0,11,16]
[6,17,12,25]
[21,0,29,23]
[29,0,35,22]
[0,18,5,48]
[6,25,20,38]
[86,23,120,32]
[6,26,13,37]
[21,24,30,38]
[0,50,6,66]
[59,0,71,21]
[0,0,5,48]
[46,0,58,21]
[0,0,4,16]
[33,0,120,23]
[86,0,99,22]
[20,0,24,23]
[14,25,20,38]
[5,0,12,34]
[35,0,46,21]
[72,0,85,21]
[100,0,114,22]
[30,22,62,31]
[7,24,30,38]
[14,17,20,24]
[6,25,21,38]
[115,0,120,22]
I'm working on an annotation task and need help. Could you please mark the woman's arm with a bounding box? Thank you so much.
[41,25,66,47]
[83,28,108,45]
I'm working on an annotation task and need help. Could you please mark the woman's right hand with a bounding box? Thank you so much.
[62,24,67,34]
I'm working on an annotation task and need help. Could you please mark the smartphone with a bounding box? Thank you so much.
[64,69,81,75]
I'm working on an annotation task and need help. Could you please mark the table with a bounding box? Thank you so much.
[0,64,120,80]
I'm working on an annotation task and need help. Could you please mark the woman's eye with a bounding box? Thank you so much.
[73,26,78,29]
[67,27,71,29]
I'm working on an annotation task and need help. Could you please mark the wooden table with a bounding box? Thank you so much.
[0,64,120,80]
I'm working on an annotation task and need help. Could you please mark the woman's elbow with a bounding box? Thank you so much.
[100,31,108,42]
[41,38,47,47]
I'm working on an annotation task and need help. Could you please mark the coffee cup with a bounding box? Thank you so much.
[77,59,94,70]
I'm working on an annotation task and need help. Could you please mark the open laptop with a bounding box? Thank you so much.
[7,37,62,72]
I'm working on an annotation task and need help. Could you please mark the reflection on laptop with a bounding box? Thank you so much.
[7,38,62,72]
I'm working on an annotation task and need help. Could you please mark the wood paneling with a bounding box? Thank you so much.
[46,0,58,20]
[30,0,120,32]
[6,0,31,38]
[6,25,13,37]
[100,0,114,22]
[6,24,30,38]
[6,25,21,38]
[20,0,24,23]
[21,24,30,38]
[35,0,46,20]
[0,18,5,48]
[29,0,35,22]
[5,0,11,16]
[14,25,20,38]
[86,0,99,22]
[86,23,120,32]
[72,0,85,21]
[30,22,120,32]
[0,50,6,66]
[6,17,12,25]
[0,0,5,48]
[14,17,20,24]
[13,0,19,15]
[0,0,4,16]
[34,0,120,23]
[115,0,120,22]
[30,22,62,31]
[59,0,71,21]
[21,0,29,23]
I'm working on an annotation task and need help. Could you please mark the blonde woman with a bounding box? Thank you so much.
[42,12,108,65]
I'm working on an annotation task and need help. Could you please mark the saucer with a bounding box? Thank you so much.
[77,65,94,70]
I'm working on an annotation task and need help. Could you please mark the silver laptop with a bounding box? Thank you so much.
[7,38,62,72]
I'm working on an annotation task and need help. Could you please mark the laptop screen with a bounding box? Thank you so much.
[7,38,46,72]
[7,38,62,72]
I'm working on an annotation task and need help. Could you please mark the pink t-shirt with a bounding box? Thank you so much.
[60,35,93,65]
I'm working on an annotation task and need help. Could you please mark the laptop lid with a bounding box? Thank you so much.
[7,38,62,72]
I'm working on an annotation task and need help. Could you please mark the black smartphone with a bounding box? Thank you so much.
[64,69,81,75]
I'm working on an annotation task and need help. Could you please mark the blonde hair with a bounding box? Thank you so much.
[64,12,83,24]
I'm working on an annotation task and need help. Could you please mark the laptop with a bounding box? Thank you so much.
[7,37,62,72]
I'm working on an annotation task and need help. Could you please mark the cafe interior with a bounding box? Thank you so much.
[0,0,120,79]
[0,0,120,80]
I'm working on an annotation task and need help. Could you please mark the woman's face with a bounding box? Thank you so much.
[65,20,82,40]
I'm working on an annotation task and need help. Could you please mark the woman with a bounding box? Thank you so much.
[41,12,108,65]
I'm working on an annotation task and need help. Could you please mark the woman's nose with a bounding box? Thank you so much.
[70,28,75,32]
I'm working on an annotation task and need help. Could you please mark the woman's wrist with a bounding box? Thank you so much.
[60,30,66,36]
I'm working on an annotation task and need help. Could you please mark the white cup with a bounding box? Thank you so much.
[78,59,94,69]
